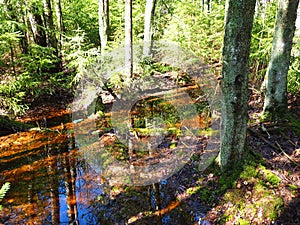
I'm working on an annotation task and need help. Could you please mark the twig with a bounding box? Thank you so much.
[288,140,297,147]
[275,141,300,167]
[248,128,300,167]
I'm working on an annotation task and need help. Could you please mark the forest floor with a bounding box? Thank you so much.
[11,89,300,225]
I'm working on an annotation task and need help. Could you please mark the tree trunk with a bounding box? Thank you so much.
[26,1,47,47]
[20,15,29,54]
[98,0,110,54]
[143,0,156,57]
[53,0,64,60]
[201,0,211,13]
[124,0,133,81]
[43,0,62,71]
[43,0,58,53]
[219,0,256,170]
[262,0,299,120]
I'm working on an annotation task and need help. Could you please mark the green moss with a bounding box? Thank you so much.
[258,166,281,187]
[289,184,298,190]
[219,152,283,223]
[240,164,258,179]
[237,219,250,225]
[186,186,202,195]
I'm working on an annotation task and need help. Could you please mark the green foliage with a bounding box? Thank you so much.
[63,0,99,45]
[250,1,277,82]
[163,1,225,65]
[288,36,300,94]
[0,182,10,210]
[21,44,59,73]
[0,42,66,115]
[64,31,100,84]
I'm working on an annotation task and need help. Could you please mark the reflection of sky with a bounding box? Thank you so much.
[59,194,69,225]
[58,162,104,224]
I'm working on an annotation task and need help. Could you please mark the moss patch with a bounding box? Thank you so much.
[217,158,284,224]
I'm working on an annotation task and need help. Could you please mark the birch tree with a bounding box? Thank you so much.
[262,0,300,120]
[54,0,64,58]
[143,0,156,57]
[219,0,256,169]
[98,0,109,54]
[124,0,133,80]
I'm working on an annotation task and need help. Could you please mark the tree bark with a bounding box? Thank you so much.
[26,0,47,47]
[143,0,156,57]
[20,15,29,54]
[43,0,58,53]
[98,0,110,54]
[44,0,62,71]
[263,0,299,120]
[219,0,256,170]
[124,0,133,81]
[53,0,64,60]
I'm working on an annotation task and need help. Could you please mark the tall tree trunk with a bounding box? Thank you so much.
[26,1,47,47]
[143,0,156,57]
[98,0,109,54]
[54,0,64,61]
[20,15,29,54]
[124,0,133,81]
[219,0,256,170]
[43,0,58,53]
[262,0,299,120]
[43,0,62,71]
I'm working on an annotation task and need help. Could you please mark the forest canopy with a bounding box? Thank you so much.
[0,0,299,115]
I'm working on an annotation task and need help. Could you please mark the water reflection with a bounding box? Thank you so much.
[0,80,219,224]
[0,122,198,225]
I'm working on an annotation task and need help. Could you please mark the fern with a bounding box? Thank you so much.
[0,182,10,201]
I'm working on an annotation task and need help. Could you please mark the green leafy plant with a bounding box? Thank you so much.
[0,182,10,210]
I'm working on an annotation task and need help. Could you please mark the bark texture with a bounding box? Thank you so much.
[220,0,256,170]
[124,0,133,80]
[143,0,156,57]
[54,0,64,57]
[43,0,58,52]
[263,0,299,120]
[98,0,109,54]
[26,1,47,47]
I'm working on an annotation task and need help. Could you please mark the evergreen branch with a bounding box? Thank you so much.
[0,182,10,201]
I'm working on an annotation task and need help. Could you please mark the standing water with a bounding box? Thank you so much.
[0,89,216,224]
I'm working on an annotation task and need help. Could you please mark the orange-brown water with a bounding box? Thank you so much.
[0,85,214,224]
